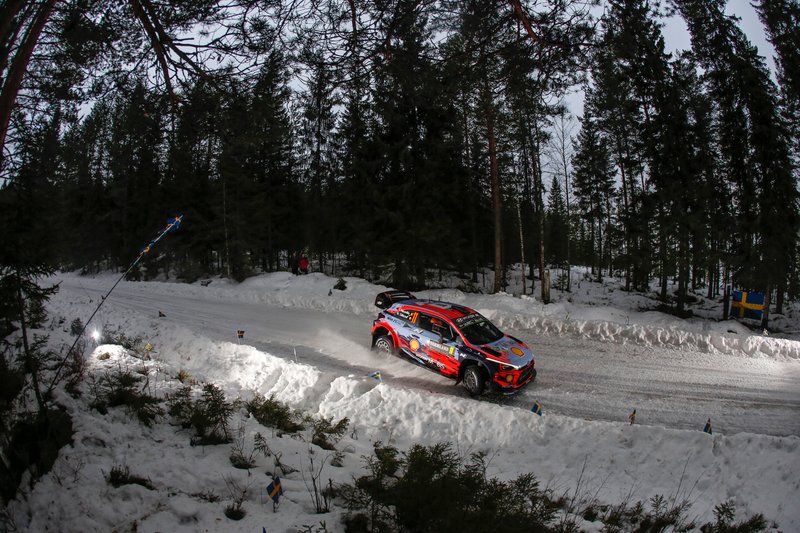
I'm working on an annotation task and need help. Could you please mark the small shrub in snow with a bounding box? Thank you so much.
[167,383,233,446]
[330,450,345,468]
[246,393,304,434]
[224,503,245,520]
[254,432,298,475]
[90,367,163,426]
[296,521,330,533]
[340,442,555,532]
[101,327,143,353]
[334,278,347,291]
[303,447,333,513]
[69,318,83,336]
[229,422,257,469]
[310,415,349,451]
[107,464,154,490]
[222,474,250,520]
[166,385,195,428]
[190,383,233,445]
[176,369,194,384]
[700,502,768,533]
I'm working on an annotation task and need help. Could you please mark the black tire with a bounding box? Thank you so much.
[373,334,394,354]
[462,365,485,396]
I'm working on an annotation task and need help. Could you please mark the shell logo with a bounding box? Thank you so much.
[410,339,421,351]
[510,347,524,357]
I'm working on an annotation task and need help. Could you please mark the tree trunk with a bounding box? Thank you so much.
[0,0,56,165]
[614,138,632,292]
[761,284,772,330]
[542,269,551,303]
[517,200,526,296]
[487,109,503,294]
[532,123,548,303]
[15,272,45,414]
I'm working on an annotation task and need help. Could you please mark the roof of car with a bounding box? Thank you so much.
[394,299,477,321]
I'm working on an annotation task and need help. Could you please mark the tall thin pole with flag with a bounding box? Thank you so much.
[47,215,183,392]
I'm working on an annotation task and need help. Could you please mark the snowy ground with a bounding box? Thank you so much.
[5,268,800,532]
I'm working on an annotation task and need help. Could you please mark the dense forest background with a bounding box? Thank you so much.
[1,0,798,314]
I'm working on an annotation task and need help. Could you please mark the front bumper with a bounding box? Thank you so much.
[490,364,537,394]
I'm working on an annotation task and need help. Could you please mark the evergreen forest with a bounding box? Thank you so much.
[1,0,798,316]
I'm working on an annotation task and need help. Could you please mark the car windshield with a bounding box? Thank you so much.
[456,314,504,345]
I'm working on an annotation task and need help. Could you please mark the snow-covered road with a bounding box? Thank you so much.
[58,274,800,437]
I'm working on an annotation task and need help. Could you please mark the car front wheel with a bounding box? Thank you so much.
[373,334,394,354]
[462,365,485,396]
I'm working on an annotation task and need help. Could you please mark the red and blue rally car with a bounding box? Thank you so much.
[370,290,537,395]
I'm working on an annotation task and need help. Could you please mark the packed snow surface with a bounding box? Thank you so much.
[6,270,800,532]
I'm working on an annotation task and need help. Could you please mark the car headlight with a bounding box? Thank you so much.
[500,364,515,372]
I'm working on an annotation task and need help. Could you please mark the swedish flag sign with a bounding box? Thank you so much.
[531,401,542,416]
[729,291,765,320]
[267,477,282,503]
[703,418,713,435]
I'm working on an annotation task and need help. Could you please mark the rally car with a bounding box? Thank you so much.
[370,290,536,395]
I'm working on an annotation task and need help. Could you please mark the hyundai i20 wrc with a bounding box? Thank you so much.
[370,290,537,396]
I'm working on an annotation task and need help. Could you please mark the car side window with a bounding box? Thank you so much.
[416,314,433,331]
[417,314,453,340]
[440,325,456,341]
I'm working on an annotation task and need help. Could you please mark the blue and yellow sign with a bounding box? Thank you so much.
[267,477,282,503]
[729,291,765,320]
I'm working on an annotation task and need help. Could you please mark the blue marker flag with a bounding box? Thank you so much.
[267,477,282,503]
[369,371,382,381]
[166,215,183,232]
[703,418,713,434]
[531,401,542,416]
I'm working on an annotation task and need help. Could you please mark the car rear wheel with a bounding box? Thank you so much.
[462,365,485,396]
[373,334,394,354]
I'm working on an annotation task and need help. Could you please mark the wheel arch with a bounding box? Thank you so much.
[457,358,490,382]
[371,326,397,348]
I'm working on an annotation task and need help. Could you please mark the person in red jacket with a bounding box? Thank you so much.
[298,255,309,274]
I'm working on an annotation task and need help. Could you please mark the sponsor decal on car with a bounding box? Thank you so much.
[428,340,456,357]
[415,352,445,369]
[454,314,483,328]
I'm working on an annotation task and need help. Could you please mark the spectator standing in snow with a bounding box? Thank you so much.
[298,255,309,274]
[289,250,299,275]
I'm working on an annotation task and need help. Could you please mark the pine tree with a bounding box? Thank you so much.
[678,0,799,320]
[754,0,800,136]
[297,43,340,274]
[105,82,166,276]
[590,2,651,292]
[545,176,569,266]
[163,81,221,280]
[571,113,615,282]
[58,102,114,271]
[246,52,297,274]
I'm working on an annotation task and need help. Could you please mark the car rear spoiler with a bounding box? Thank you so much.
[374,290,416,309]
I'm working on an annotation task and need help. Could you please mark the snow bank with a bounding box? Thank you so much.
[99,320,800,530]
